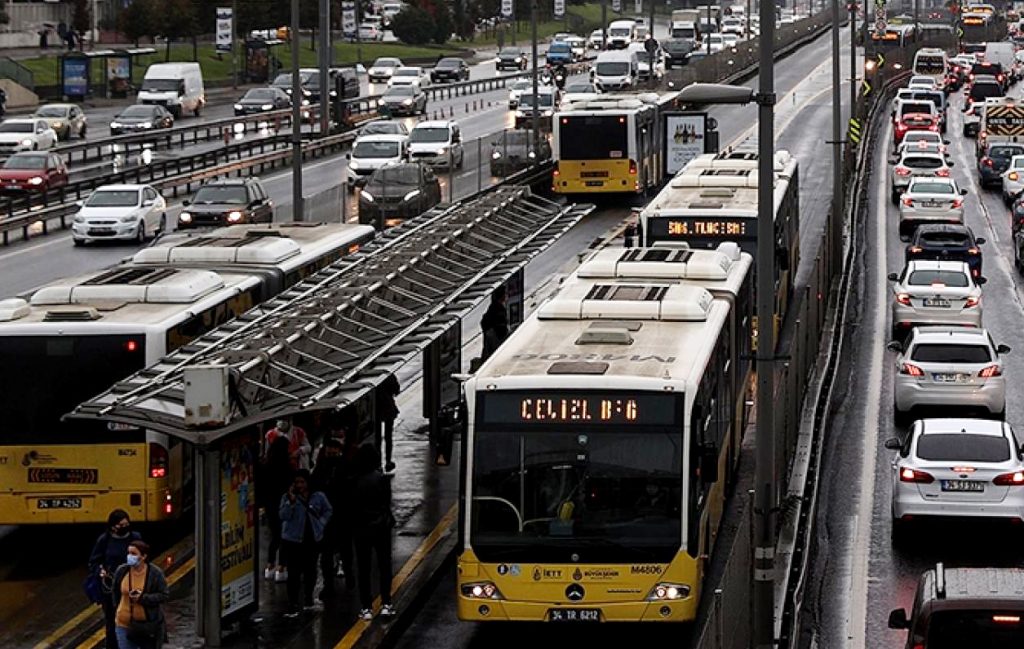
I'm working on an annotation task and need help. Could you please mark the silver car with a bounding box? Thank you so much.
[889,260,983,337]
[889,326,1009,422]
[887,418,1024,538]
[897,176,966,236]
[32,103,87,141]
[890,150,954,205]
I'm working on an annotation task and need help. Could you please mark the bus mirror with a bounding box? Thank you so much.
[700,443,719,483]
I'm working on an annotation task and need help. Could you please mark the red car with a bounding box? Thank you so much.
[0,152,68,193]
[894,113,940,145]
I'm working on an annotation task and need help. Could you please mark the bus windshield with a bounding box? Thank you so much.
[0,335,146,444]
[558,115,628,160]
[926,610,1024,648]
[470,428,682,563]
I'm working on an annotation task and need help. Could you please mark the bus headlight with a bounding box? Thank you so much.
[461,582,505,600]
[646,583,690,601]
[491,151,502,159]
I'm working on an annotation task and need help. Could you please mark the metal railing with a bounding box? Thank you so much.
[0,57,35,92]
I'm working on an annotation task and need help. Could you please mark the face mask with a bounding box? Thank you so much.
[112,525,129,537]
[126,554,141,567]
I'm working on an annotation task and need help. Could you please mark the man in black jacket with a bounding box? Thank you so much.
[312,435,356,596]
[353,446,396,621]
[375,374,400,474]
[480,285,509,362]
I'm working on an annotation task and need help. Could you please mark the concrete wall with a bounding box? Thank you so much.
[0,78,39,110]
[4,1,71,31]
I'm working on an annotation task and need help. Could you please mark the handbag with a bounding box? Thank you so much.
[82,572,104,604]
[126,569,161,645]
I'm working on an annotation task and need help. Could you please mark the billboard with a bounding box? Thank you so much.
[664,112,708,177]
[220,433,257,619]
[216,7,233,53]
[62,57,89,98]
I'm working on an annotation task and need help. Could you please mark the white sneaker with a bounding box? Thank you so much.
[336,564,345,578]
[275,569,289,582]
[264,566,275,580]
[358,608,373,621]
[379,604,396,618]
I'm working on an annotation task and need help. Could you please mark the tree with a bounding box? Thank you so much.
[0,7,9,26]
[118,0,155,47]
[432,3,453,44]
[70,0,90,37]
[159,0,196,60]
[391,6,436,44]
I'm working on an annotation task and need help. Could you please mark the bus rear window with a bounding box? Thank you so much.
[916,56,945,74]
[558,115,629,160]
[0,335,146,443]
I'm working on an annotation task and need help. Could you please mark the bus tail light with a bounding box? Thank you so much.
[629,159,637,175]
[163,492,174,515]
[461,582,505,600]
[149,443,168,479]
[993,614,1022,623]
[647,583,691,600]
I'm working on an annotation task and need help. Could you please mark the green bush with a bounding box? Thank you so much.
[391,6,436,45]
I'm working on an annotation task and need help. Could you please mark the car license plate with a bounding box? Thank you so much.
[933,373,969,383]
[548,609,600,622]
[923,298,951,307]
[941,480,984,492]
[585,180,604,187]
[922,200,941,207]
[36,497,83,509]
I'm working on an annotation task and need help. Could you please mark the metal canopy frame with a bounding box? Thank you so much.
[68,187,594,445]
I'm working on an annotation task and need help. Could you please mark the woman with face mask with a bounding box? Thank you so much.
[88,509,142,649]
[111,540,169,649]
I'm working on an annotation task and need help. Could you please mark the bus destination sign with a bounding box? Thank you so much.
[647,217,754,240]
[480,392,679,426]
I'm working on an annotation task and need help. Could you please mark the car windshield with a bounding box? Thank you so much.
[565,82,596,92]
[511,80,531,90]
[353,140,401,158]
[550,43,571,52]
[596,61,630,76]
[0,122,33,133]
[367,165,420,188]
[990,146,1024,158]
[500,48,521,56]
[903,156,943,169]
[901,102,934,115]
[917,434,1010,462]
[904,133,939,144]
[271,73,310,86]
[911,343,992,363]
[909,182,954,194]
[244,88,277,100]
[118,106,157,118]
[493,131,530,146]
[925,610,1024,648]
[373,58,400,67]
[192,185,248,205]
[919,231,970,246]
[907,270,969,287]
[361,122,405,136]
[609,27,631,36]
[86,190,141,207]
[385,86,415,97]
[437,58,461,68]
[410,127,450,143]
[710,34,724,43]
[141,78,180,92]
[35,106,69,118]
[395,68,419,77]
[2,155,47,170]
[520,94,553,108]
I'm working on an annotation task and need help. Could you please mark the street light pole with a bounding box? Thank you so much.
[319,0,331,135]
[850,3,857,115]
[601,0,607,48]
[832,0,844,278]
[531,0,539,153]
[291,0,304,221]
[232,0,238,89]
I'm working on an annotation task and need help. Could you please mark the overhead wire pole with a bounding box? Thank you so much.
[232,0,238,89]
[850,3,857,115]
[601,0,607,49]
[754,0,777,642]
[319,0,331,136]
[832,0,844,276]
[291,0,304,221]
[531,0,539,154]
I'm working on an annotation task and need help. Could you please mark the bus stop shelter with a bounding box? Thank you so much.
[60,47,157,99]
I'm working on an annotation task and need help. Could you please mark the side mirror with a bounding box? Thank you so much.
[997,344,1012,355]
[182,200,191,207]
[976,236,986,244]
[887,341,904,353]
[977,276,987,285]
[960,188,968,195]
[889,157,899,165]
[888,608,910,630]
[887,272,899,281]
[74,200,84,208]
[346,153,351,160]
[944,139,951,144]
[142,199,154,207]
[699,443,719,484]
[884,438,902,450]
[948,161,955,167]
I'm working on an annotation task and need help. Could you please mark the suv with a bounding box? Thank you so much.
[358,163,442,229]
[889,564,1024,647]
[408,121,464,169]
[431,58,470,83]
[177,178,273,229]
[497,47,528,71]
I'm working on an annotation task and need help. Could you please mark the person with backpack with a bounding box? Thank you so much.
[279,469,332,617]
[111,540,169,649]
[353,446,396,621]
[88,509,142,649]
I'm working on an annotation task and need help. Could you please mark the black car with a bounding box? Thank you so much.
[233,87,291,115]
[489,129,552,176]
[358,163,441,229]
[663,39,694,69]
[380,85,427,116]
[431,57,470,83]
[177,178,274,229]
[306,67,359,102]
[966,74,1004,106]
[978,142,1024,187]
[497,47,528,71]
[969,60,1006,88]
[905,224,985,278]
[110,104,174,135]
[271,71,313,100]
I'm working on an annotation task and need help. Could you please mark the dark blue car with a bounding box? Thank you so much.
[978,143,1024,187]
[545,41,574,66]
[905,224,985,279]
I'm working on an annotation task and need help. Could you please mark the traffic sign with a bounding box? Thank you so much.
[502,0,513,17]
[875,18,886,31]
[612,0,621,11]
[957,26,965,37]
[862,79,872,96]
[848,118,862,144]
[554,0,565,17]
[876,52,885,67]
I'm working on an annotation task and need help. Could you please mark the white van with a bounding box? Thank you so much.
[912,48,948,89]
[985,42,1017,81]
[137,63,206,118]
[607,20,637,49]
[592,50,638,91]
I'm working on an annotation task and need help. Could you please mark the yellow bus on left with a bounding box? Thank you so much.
[0,222,375,524]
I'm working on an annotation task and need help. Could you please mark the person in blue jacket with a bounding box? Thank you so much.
[279,469,333,617]
[88,509,142,649]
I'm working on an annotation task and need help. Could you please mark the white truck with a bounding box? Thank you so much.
[667,9,701,68]
[136,63,205,118]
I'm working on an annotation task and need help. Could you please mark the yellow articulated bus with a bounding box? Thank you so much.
[458,244,750,623]
[552,95,666,195]
[0,223,374,524]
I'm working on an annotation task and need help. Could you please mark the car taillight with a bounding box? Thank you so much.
[149,442,168,479]
[928,124,938,131]
[900,467,934,483]
[896,293,912,305]
[983,157,994,167]
[909,246,923,253]
[902,196,914,207]
[901,363,925,376]
[629,159,637,175]
[994,471,1024,486]
[993,614,1023,622]
[967,246,979,255]
[935,168,950,177]
[896,123,909,132]
[952,198,963,208]
[965,296,980,307]
[999,73,1006,82]
[895,166,912,176]
[979,364,1003,378]
[1010,171,1020,181]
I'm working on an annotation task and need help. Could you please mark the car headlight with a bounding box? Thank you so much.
[461,582,504,600]
[261,103,273,110]
[361,191,375,202]
[403,189,421,202]
[52,121,64,129]
[349,159,360,169]
[515,56,523,62]
[20,139,33,147]
[301,99,310,106]
[120,213,139,222]
[234,103,244,110]
[141,121,152,128]
[437,147,448,155]
[110,121,122,129]
[27,176,44,185]
[542,109,553,116]
[73,215,85,223]
[179,211,192,222]
[515,110,525,118]
[646,583,691,601]
[403,99,413,105]
[227,211,244,223]
[492,151,502,159]
[528,151,537,158]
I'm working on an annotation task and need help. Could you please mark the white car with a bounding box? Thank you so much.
[889,326,1010,422]
[891,150,953,205]
[721,17,744,35]
[508,79,533,109]
[1002,154,1024,203]
[704,33,726,53]
[561,81,601,105]
[896,130,949,157]
[347,134,408,188]
[0,118,58,155]
[565,36,587,61]
[908,75,939,90]
[408,120,464,169]
[368,57,403,83]
[388,66,430,87]
[887,418,1024,537]
[71,184,168,246]
[721,33,740,48]
[358,23,383,41]
[587,28,605,49]
[888,260,983,336]
[897,176,966,236]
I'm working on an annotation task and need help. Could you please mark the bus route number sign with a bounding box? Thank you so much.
[480,392,679,426]
[650,217,752,239]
